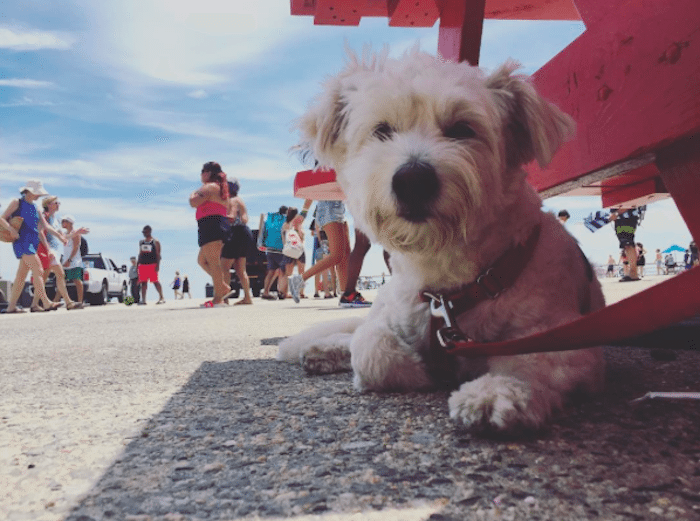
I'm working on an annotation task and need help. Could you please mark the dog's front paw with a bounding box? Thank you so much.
[449,374,547,433]
[302,345,352,375]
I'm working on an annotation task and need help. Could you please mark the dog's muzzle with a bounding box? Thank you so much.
[392,160,439,222]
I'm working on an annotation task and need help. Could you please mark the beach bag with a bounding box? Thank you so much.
[0,216,24,243]
[258,212,285,252]
[282,229,304,259]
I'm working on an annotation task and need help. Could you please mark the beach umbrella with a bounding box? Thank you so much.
[663,245,685,253]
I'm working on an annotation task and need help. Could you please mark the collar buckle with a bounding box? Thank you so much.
[423,292,469,348]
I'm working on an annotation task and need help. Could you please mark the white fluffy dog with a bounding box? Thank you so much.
[279,48,605,434]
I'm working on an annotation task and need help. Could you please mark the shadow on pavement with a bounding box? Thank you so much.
[66,346,700,521]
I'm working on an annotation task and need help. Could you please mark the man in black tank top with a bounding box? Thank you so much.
[137,225,165,304]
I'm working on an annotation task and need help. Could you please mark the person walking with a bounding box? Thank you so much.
[610,207,642,282]
[655,249,664,275]
[0,180,63,313]
[182,275,191,298]
[636,243,647,278]
[31,196,86,310]
[606,254,616,278]
[282,207,307,299]
[690,241,699,268]
[137,225,165,305]
[221,179,254,305]
[128,256,140,303]
[190,161,230,307]
[261,206,289,300]
[288,199,350,304]
[60,216,86,305]
[172,271,183,300]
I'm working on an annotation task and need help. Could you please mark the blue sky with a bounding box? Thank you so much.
[0,2,692,298]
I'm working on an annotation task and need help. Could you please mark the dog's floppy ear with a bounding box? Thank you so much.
[297,77,349,168]
[487,60,575,169]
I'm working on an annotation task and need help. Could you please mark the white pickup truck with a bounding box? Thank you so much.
[46,253,129,305]
[81,253,129,305]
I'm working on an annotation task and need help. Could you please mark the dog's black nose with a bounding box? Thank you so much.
[392,161,439,221]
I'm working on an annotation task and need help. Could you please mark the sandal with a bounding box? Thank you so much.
[31,306,49,313]
[3,308,26,314]
[67,302,84,310]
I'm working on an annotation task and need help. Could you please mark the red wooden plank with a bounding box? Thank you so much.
[313,0,362,25]
[527,0,700,194]
[291,0,580,22]
[600,176,669,209]
[484,0,580,20]
[445,266,700,357]
[388,0,439,27]
[437,0,486,64]
[294,169,346,200]
[656,136,700,241]
[570,0,615,24]
[290,0,316,16]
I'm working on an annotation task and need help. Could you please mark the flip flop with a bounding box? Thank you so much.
[221,289,238,300]
[30,307,50,313]
[2,308,26,314]
[200,300,227,308]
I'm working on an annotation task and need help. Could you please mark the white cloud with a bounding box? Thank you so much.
[0,79,55,88]
[0,25,75,50]
[78,0,309,86]
[0,96,56,108]
[187,89,208,99]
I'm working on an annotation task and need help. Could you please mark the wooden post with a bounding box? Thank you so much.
[437,0,486,64]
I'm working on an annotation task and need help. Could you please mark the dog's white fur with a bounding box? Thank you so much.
[279,48,605,433]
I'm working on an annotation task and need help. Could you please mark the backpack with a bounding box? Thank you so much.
[80,236,89,256]
[258,212,285,252]
[282,228,304,259]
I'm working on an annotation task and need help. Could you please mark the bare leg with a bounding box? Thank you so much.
[51,264,75,306]
[153,282,165,302]
[302,221,350,291]
[625,245,639,279]
[16,254,51,309]
[296,260,306,297]
[74,278,84,303]
[7,259,31,312]
[31,267,49,308]
[199,241,228,303]
[233,257,252,304]
[343,228,371,296]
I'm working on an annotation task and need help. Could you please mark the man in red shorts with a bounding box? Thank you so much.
[137,225,165,305]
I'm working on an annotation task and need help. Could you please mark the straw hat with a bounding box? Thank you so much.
[19,180,49,196]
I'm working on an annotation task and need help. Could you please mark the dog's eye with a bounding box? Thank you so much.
[444,121,476,140]
[372,123,394,142]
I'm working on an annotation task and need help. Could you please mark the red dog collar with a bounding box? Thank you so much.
[422,224,541,352]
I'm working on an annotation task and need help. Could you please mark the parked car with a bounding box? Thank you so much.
[46,253,129,305]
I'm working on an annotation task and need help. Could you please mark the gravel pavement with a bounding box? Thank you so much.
[1,276,698,521]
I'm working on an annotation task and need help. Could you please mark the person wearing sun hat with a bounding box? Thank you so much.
[0,180,66,313]
[30,196,88,311]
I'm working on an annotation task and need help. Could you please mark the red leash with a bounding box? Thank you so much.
[429,267,700,358]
